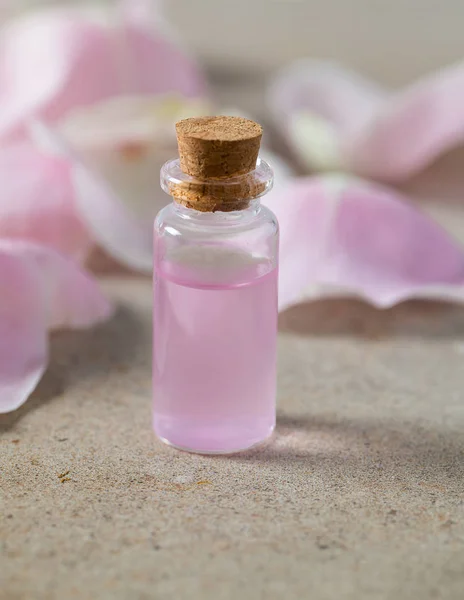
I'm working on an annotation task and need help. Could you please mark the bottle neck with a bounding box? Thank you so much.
[160,157,274,214]
[171,197,261,225]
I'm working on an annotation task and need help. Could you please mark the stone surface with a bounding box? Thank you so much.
[1,275,464,600]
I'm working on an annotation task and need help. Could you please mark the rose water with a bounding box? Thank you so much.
[153,116,279,454]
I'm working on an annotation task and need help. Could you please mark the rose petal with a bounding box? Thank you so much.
[59,95,210,221]
[269,59,464,181]
[0,240,112,412]
[267,60,387,171]
[31,121,154,271]
[266,176,464,310]
[0,8,119,138]
[72,163,154,271]
[0,249,47,413]
[0,2,205,139]
[2,240,113,329]
[350,61,464,180]
[120,0,206,98]
[0,142,92,260]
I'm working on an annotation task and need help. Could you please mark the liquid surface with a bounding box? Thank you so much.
[153,247,278,453]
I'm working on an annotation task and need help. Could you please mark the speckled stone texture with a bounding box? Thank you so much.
[1,271,464,600]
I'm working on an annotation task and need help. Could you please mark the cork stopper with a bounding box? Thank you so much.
[176,116,263,179]
[165,116,266,211]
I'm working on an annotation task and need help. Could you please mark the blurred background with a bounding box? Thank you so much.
[6,0,464,172]
[3,0,464,264]
[12,0,464,92]
[169,0,464,95]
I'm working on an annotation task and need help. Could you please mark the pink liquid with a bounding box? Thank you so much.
[153,249,278,453]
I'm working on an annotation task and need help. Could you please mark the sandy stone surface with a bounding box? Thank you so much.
[1,275,464,600]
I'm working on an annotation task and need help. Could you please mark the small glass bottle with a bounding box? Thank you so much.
[153,116,279,454]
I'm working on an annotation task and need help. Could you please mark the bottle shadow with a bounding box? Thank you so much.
[215,412,464,498]
[279,298,464,340]
[0,304,149,432]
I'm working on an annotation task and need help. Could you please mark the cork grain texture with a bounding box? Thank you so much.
[1,270,464,600]
[172,116,265,211]
[176,116,262,180]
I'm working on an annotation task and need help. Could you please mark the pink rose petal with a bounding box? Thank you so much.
[0,240,112,412]
[3,240,113,329]
[0,249,47,413]
[31,122,153,271]
[269,59,386,138]
[71,162,154,272]
[350,61,464,181]
[0,2,205,139]
[266,176,464,310]
[268,60,387,170]
[0,142,92,260]
[269,59,464,181]
[120,0,206,98]
[0,9,119,139]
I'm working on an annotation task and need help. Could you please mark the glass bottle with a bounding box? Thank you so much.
[153,117,279,454]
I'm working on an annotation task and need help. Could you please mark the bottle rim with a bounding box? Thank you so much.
[160,157,274,205]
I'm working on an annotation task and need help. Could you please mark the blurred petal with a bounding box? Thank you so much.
[120,0,206,98]
[0,240,112,412]
[267,176,464,310]
[270,60,464,181]
[0,9,119,138]
[268,60,387,171]
[72,163,154,272]
[3,240,113,330]
[0,249,47,413]
[59,95,210,221]
[350,61,464,180]
[0,142,92,260]
[0,3,205,138]
[31,122,153,271]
